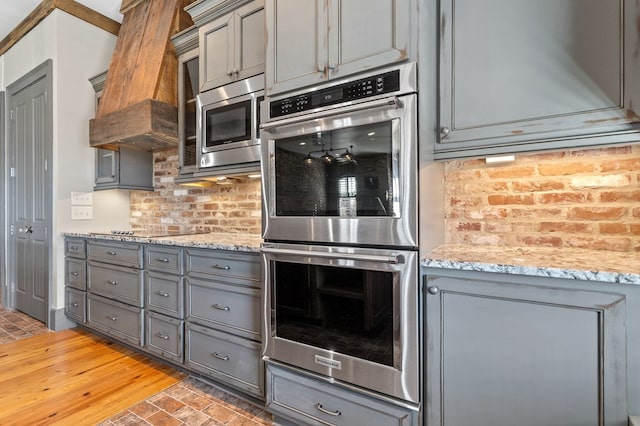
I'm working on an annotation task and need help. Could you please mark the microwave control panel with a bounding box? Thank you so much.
[269,70,400,119]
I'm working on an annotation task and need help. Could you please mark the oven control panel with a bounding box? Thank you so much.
[269,69,400,119]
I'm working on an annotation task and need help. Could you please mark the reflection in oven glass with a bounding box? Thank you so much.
[274,122,395,217]
[274,261,395,367]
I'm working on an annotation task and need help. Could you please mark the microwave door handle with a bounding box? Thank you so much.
[260,247,402,265]
[261,97,400,131]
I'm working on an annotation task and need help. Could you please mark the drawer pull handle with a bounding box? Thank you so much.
[156,257,170,263]
[156,332,170,340]
[71,272,79,276]
[107,280,118,285]
[70,246,78,250]
[156,291,170,298]
[212,352,230,361]
[316,404,341,417]
[71,302,79,308]
[107,251,117,255]
[107,315,118,321]
[213,264,230,270]
[212,304,230,311]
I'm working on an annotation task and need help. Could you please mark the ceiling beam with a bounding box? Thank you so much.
[0,0,121,56]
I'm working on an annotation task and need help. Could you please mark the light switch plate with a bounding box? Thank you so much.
[71,192,93,206]
[71,206,93,220]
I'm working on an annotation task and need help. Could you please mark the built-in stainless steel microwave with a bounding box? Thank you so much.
[196,74,263,174]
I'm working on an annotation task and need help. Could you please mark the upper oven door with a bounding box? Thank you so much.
[261,93,418,248]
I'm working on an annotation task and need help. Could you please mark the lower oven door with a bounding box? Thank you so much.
[261,242,420,403]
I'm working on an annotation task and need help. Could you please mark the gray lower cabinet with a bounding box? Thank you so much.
[64,238,87,323]
[185,248,263,398]
[424,272,628,426]
[266,363,417,426]
[85,240,145,347]
[144,245,185,363]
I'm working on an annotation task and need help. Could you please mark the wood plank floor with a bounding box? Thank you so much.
[0,328,185,425]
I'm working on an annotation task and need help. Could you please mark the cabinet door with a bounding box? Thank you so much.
[95,148,118,185]
[424,275,627,426]
[328,0,411,79]
[200,13,235,92]
[234,0,265,81]
[178,52,199,174]
[437,0,640,156]
[265,0,328,95]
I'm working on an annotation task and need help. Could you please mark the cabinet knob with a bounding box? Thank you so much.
[213,264,230,270]
[428,286,439,295]
[71,302,79,308]
[107,315,118,321]
[156,257,170,263]
[440,127,450,138]
[107,280,118,285]
[156,291,170,298]
[156,332,170,340]
[71,272,79,276]
[212,303,231,311]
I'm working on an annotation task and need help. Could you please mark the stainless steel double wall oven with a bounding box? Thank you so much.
[261,63,421,405]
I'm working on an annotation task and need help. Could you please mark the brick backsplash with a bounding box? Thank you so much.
[129,148,262,236]
[444,144,640,252]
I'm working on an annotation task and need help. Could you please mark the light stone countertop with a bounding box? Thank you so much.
[422,244,640,285]
[64,232,263,252]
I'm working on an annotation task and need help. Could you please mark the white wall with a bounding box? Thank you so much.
[2,10,132,324]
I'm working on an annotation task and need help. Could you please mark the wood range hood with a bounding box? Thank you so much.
[90,0,195,151]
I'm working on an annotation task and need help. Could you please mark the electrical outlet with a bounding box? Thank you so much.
[71,206,93,220]
[71,192,93,206]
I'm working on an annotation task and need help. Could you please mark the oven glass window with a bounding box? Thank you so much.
[273,261,396,367]
[204,99,251,148]
[274,122,395,217]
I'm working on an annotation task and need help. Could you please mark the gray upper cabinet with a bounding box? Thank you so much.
[265,0,415,96]
[172,27,200,178]
[424,273,628,426]
[436,0,640,159]
[196,0,265,93]
[89,72,154,191]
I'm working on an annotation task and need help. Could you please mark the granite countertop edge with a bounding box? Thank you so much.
[422,244,640,285]
[63,232,263,253]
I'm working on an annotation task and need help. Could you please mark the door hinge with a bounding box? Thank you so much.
[10,167,15,177]
[10,224,15,235]
[10,110,14,120]
[44,160,48,171]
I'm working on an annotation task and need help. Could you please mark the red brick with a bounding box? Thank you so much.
[456,222,482,232]
[568,207,627,220]
[539,222,592,233]
[601,158,640,172]
[512,181,564,192]
[538,162,595,176]
[487,194,534,205]
[511,208,563,218]
[516,236,563,247]
[600,191,640,203]
[485,166,536,179]
[538,193,593,204]
[599,223,628,234]
[566,237,630,252]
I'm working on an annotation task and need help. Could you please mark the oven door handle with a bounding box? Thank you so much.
[261,247,402,265]
[261,96,400,130]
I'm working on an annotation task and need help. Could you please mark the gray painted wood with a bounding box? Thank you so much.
[0,91,5,307]
[424,273,628,426]
[265,0,415,96]
[7,59,53,323]
[436,0,640,158]
[198,0,265,92]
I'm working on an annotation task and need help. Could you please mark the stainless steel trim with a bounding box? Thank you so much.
[261,97,399,130]
[261,246,402,264]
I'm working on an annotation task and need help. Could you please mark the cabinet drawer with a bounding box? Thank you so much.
[88,261,144,307]
[146,311,184,363]
[65,287,86,323]
[65,238,86,259]
[146,271,184,318]
[186,277,260,340]
[266,364,416,426]
[186,323,263,398]
[87,241,143,268]
[186,249,259,282]
[65,258,86,290]
[87,294,144,347]
[145,246,183,274]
